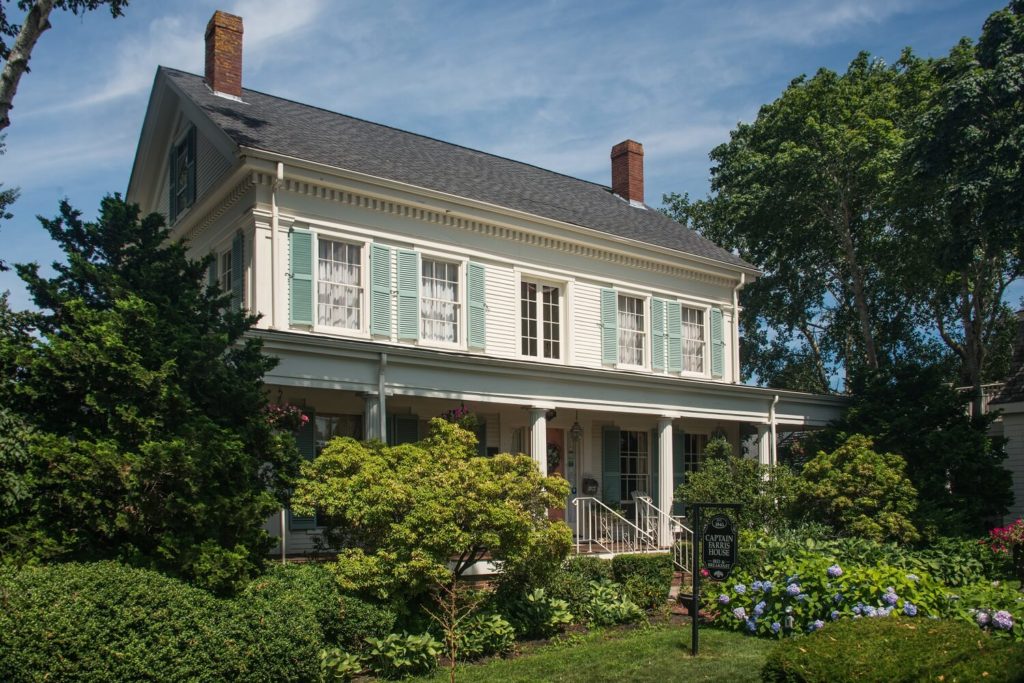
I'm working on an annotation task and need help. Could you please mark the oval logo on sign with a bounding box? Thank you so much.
[711,515,728,530]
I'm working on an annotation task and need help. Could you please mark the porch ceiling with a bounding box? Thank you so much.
[256,330,846,427]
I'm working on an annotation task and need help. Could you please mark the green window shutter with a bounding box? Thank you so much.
[186,127,197,207]
[290,409,317,530]
[207,252,218,289]
[711,307,725,378]
[289,229,314,325]
[231,232,244,312]
[672,431,686,515]
[396,249,419,340]
[388,414,419,445]
[650,428,659,507]
[474,420,487,457]
[667,302,682,373]
[600,288,618,365]
[601,426,621,505]
[370,244,392,336]
[467,262,486,349]
[651,298,666,372]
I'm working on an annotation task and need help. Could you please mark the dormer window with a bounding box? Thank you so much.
[169,127,196,222]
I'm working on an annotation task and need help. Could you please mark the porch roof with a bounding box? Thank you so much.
[255,330,847,427]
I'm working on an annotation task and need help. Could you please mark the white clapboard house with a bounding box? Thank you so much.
[126,11,846,558]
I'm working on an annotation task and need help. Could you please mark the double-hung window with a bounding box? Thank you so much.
[420,259,460,343]
[169,127,196,222]
[619,430,649,503]
[681,306,705,373]
[317,239,363,330]
[219,251,233,296]
[617,294,645,366]
[521,281,561,359]
[681,433,709,485]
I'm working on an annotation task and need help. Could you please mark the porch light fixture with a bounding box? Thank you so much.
[570,414,583,441]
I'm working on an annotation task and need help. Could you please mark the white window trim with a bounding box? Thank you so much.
[310,231,372,340]
[515,270,567,365]
[679,302,711,379]
[615,289,649,372]
[417,252,467,351]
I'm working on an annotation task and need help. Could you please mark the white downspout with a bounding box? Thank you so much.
[378,353,388,443]
[270,162,284,329]
[732,273,745,384]
[280,508,287,564]
[769,394,779,467]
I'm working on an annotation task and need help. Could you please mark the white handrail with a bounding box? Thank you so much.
[572,497,658,555]
[631,495,694,576]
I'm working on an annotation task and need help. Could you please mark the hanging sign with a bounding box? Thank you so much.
[701,513,738,581]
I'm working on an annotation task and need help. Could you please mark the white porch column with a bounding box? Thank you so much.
[756,424,771,466]
[363,394,382,441]
[529,407,548,477]
[657,416,673,547]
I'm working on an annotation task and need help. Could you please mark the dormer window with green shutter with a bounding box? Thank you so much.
[169,126,196,222]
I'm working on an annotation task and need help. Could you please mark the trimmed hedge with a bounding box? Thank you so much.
[0,561,328,682]
[761,617,1024,682]
[611,553,673,609]
[547,555,614,607]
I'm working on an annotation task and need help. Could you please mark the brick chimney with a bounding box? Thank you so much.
[205,11,243,99]
[611,139,644,205]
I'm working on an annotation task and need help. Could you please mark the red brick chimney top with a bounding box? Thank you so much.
[205,11,244,99]
[611,139,644,205]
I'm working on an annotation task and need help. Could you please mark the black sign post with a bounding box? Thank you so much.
[687,502,741,657]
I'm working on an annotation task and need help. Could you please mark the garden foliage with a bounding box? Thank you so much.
[0,197,299,592]
[292,419,571,606]
[762,617,1024,682]
[611,552,673,609]
[796,434,919,543]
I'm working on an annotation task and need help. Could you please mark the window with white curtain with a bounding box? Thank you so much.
[317,239,363,330]
[618,294,645,366]
[219,251,232,295]
[682,306,705,373]
[421,259,460,343]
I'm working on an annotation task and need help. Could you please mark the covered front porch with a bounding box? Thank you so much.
[256,330,846,557]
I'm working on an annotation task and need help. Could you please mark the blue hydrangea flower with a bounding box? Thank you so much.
[993,611,1014,631]
[771,621,781,634]
[786,583,801,597]
[831,610,841,620]
[807,619,825,632]
[786,575,799,585]
[752,580,764,592]
[852,605,862,615]
[903,602,918,617]
[746,618,757,633]
[833,593,843,604]
[877,607,891,617]
[733,607,747,621]
[827,564,843,578]
[906,574,920,582]
[863,605,877,617]
[754,601,766,617]
[797,593,808,602]
[718,594,730,605]
[882,591,899,606]
[734,583,747,594]
[976,611,991,627]
[762,580,773,592]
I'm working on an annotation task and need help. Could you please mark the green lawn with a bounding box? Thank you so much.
[413,624,774,683]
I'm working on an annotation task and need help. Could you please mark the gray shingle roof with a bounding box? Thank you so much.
[164,68,752,270]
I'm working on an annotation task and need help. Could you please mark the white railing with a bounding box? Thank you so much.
[572,497,658,555]
[632,495,693,577]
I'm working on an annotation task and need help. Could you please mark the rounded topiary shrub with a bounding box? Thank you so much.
[761,617,1024,682]
[0,561,325,682]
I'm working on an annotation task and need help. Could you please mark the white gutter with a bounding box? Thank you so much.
[270,162,284,329]
[732,273,745,384]
[379,352,388,442]
[279,508,287,564]
[769,394,779,466]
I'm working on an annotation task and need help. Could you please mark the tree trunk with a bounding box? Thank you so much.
[838,200,879,370]
[0,0,56,131]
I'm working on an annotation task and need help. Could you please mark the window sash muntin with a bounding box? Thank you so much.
[617,294,645,366]
[317,239,363,330]
[521,280,561,359]
[619,429,649,502]
[681,306,705,373]
[421,258,460,343]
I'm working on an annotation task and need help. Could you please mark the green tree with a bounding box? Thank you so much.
[674,447,799,533]
[292,418,572,607]
[899,1,1024,415]
[0,195,298,592]
[796,434,919,543]
[807,364,1011,538]
[665,52,938,391]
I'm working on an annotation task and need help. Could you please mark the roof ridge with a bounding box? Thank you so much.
[159,66,617,194]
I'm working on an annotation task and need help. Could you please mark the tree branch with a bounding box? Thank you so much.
[0,0,56,131]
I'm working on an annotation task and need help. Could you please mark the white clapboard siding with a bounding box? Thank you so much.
[1005,413,1024,521]
[484,263,517,357]
[571,281,604,369]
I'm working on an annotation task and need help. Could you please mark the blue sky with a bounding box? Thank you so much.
[1,0,1018,310]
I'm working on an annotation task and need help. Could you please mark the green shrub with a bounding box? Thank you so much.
[581,579,645,626]
[546,555,613,608]
[320,648,362,682]
[363,632,442,679]
[457,613,517,660]
[761,617,1024,682]
[0,561,324,682]
[611,553,672,609]
[337,594,399,650]
[505,588,573,639]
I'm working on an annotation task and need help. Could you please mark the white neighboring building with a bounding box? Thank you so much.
[991,310,1024,523]
[126,11,847,555]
